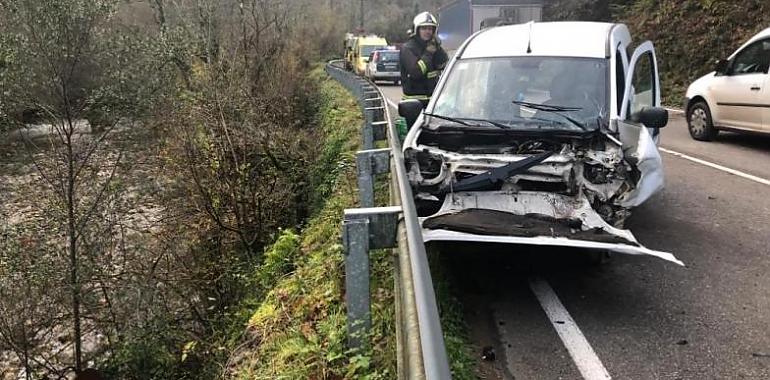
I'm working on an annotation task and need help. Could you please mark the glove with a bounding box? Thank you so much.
[426,40,438,54]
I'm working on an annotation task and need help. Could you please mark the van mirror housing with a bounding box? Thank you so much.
[631,106,668,129]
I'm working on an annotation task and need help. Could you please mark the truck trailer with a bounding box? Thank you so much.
[438,0,544,56]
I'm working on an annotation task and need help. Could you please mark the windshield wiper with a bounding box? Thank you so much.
[513,100,582,112]
[513,100,588,131]
[423,113,513,129]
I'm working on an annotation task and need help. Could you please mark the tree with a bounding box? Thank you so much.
[0,0,170,373]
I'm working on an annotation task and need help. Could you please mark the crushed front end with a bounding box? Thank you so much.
[403,124,682,265]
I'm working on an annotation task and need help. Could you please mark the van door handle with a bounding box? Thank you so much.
[750,85,761,91]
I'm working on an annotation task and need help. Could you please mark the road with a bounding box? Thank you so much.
[376,82,770,379]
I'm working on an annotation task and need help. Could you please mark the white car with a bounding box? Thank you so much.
[365,49,401,85]
[685,27,770,141]
[398,22,681,264]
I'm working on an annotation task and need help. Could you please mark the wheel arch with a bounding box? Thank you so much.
[686,95,709,115]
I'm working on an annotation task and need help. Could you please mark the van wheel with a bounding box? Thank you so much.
[687,101,719,141]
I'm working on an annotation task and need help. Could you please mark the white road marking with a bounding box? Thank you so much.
[385,98,398,110]
[659,147,770,186]
[529,277,612,380]
[665,107,685,115]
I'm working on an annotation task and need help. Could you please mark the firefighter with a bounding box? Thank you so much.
[400,11,449,106]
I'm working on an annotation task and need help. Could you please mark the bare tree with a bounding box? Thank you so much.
[0,0,171,373]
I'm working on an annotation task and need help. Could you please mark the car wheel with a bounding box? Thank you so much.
[393,80,400,86]
[687,101,719,141]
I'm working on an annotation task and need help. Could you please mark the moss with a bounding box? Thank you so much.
[256,230,301,291]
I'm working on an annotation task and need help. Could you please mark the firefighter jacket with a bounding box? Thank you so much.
[399,35,449,100]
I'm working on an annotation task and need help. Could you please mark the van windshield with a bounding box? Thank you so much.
[433,57,609,131]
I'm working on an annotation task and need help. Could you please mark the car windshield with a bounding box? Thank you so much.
[433,57,609,131]
[377,51,399,62]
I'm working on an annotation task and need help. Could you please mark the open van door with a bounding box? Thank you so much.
[617,41,666,207]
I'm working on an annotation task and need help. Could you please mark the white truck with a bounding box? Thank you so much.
[398,22,682,265]
[438,0,544,57]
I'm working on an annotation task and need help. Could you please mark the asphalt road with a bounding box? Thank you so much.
[376,82,770,380]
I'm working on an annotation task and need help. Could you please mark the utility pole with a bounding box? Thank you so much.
[359,0,364,30]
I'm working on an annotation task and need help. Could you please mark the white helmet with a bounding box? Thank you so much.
[413,12,438,32]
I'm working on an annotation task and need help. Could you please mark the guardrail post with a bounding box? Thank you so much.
[372,121,389,142]
[365,106,385,123]
[342,206,402,350]
[342,218,371,349]
[364,97,382,109]
[356,148,391,208]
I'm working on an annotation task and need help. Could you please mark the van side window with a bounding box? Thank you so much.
[629,52,655,115]
[730,39,770,75]
[616,48,625,111]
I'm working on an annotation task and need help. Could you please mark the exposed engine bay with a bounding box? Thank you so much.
[403,123,683,265]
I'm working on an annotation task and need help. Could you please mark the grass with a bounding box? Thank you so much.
[430,252,480,380]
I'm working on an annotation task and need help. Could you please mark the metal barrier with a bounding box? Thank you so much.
[326,60,452,380]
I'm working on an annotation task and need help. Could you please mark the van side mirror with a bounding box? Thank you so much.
[398,99,425,129]
[715,59,729,75]
[630,107,668,129]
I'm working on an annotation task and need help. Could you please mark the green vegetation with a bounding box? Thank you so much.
[430,254,479,380]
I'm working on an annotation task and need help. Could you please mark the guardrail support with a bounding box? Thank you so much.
[342,206,402,349]
[371,121,389,141]
[356,148,391,208]
[365,106,385,123]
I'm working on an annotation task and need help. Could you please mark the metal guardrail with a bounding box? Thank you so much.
[326,60,452,380]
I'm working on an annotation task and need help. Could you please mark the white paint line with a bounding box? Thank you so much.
[385,98,398,110]
[659,147,770,186]
[529,277,612,380]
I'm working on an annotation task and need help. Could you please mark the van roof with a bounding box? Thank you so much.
[357,36,388,45]
[461,22,622,59]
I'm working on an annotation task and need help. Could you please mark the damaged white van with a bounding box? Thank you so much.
[399,22,682,265]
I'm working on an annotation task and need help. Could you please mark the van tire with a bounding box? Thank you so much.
[687,101,719,141]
